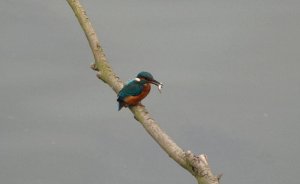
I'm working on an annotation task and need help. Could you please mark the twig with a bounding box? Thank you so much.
[66,0,220,183]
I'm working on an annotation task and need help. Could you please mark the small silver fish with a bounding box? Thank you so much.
[158,83,163,93]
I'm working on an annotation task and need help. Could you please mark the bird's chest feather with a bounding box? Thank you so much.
[124,83,151,105]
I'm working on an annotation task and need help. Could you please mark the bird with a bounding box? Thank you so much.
[117,71,163,111]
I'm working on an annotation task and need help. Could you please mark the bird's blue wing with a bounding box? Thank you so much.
[117,81,144,101]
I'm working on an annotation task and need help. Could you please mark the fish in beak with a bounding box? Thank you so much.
[150,79,163,93]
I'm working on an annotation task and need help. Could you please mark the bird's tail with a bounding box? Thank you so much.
[117,100,124,111]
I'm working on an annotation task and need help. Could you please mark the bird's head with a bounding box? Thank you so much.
[136,71,161,86]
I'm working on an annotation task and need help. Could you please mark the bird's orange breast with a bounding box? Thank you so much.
[124,83,151,106]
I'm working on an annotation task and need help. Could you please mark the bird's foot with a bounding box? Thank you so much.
[137,102,145,108]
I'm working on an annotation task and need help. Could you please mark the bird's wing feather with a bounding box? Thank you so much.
[118,81,144,100]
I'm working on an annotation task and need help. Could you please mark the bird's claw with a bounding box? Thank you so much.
[137,102,145,107]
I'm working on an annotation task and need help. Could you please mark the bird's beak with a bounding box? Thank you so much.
[150,79,163,93]
[150,79,161,86]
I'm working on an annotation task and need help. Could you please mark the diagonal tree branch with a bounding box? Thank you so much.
[67,0,221,183]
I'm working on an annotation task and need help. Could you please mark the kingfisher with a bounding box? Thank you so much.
[117,71,163,111]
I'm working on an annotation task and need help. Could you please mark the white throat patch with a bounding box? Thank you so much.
[135,78,141,82]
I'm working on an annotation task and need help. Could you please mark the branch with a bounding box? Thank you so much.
[67,0,221,183]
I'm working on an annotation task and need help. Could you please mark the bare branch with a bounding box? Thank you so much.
[67,0,220,183]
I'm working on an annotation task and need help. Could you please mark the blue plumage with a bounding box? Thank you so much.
[117,71,162,111]
[117,80,145,101]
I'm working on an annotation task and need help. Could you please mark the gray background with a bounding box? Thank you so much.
[1,0,299,184]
